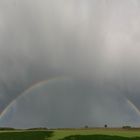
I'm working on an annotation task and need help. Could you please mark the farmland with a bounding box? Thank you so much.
[0,128,140,140]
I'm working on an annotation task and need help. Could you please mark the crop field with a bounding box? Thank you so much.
[0,129,140,140]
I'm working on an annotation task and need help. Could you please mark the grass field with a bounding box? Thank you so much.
[0,129,140,140]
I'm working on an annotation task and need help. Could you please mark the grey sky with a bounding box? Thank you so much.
[0,0,140,128]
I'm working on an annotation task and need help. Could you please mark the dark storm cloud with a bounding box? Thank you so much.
[0,0,140,127]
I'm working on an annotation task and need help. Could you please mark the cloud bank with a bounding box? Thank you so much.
[0,0,140,127]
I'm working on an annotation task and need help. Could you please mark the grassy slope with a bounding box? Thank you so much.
[50,129,140,140]
[0,130,53,140]
[0,129,140,140]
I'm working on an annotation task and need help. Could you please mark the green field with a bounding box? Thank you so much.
[1,129,140,140]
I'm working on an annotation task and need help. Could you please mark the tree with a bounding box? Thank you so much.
[104,124,107,128]
[84,125,88,129]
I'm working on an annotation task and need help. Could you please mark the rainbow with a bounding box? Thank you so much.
[0,76,67,119]
[126,98,140,116]
[1,77,140,121]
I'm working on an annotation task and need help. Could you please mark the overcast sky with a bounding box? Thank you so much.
[0,0,140,128]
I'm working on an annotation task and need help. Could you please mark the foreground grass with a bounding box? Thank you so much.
[49,129,140,140]
[59,135,140,140]
[0,129,140,140]
[0,130,53,140]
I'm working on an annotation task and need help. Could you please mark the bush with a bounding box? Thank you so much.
[122,126,131,129]
[0,127,15,130]
[27,127,48,130]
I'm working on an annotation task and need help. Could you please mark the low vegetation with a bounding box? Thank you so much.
[60,135,140,140]
[0,127,15,130]
[0,128,140,140]
[0,131,53,140]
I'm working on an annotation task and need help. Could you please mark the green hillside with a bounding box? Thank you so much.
[0,129,140,140]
